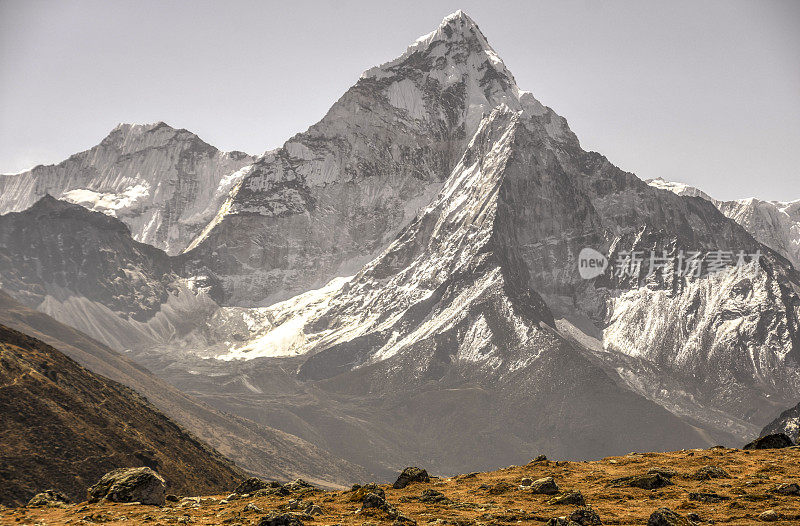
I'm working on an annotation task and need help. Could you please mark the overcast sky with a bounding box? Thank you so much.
[1,0,797,201]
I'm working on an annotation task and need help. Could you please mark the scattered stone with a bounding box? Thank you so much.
[26,490,70,507]
[547,491,586,506]
[692,465,731,481]
[686,513,701,522]
[773,482,800,496]
[350,483,385,502]
[531,455,548,463]
[520,477,533,486]
[647,507,693,526]
[165,494,180,503]
[86,467,166,505]
[243,503,262,513]
[235,477,281,494]
[530,477,560,495]
[758,509,780,522]
[393,467,430,489]
[284,479,316,493]
[647,467,677,478]
[688,492,730,503]
[744,434,794,450]
[358,492,405,520]
[545,518,579,526]
[613,474,673,490]
[361,493,388,510]
[568,506,602,525]
[258,513,305,526]
[419,489,449,504]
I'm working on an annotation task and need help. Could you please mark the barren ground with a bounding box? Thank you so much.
[3,446,799,525]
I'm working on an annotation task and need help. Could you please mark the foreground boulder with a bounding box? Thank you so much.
[773,482,800,496]
[743,433,794,450]
[258,513,305,526]
[87,467,166,505]
[530,477,560,495]
[568,506,602,525]
[647,507,693,526]
[393,467,430,489]
[349,483,385,502]
[26,490,70,507]
[548,491,586,506]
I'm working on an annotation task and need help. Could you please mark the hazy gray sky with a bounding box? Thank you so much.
[1,0,798,201]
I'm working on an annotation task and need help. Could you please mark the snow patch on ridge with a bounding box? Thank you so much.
[62,183,151,215]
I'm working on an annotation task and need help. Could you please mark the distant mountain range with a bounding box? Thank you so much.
[0,10,797,483]
[0,122,254,255]
[648,177,800,270]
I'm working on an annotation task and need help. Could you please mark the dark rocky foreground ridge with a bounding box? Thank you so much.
[0,289,366,487]
[3,445,799,525]
[0,324,243,506]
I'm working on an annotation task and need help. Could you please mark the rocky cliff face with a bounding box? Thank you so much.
[183,11,574,306]
[761,401,800,442]
[0,122,254,255]
[0,324,244,507]
[0,196,178,322]
[648,178,800,271]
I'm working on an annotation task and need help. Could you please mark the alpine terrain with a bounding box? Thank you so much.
[0,122,254,254]
[0,10,798,487]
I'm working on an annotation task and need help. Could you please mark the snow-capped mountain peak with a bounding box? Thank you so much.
[0,122,255,255]
[647,177,800,270]
[361,10,567,142]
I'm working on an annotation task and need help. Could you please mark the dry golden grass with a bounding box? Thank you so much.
[3,446,799,525]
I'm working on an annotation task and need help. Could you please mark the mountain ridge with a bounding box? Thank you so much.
[0,121,254,255]
[0,323,245,507]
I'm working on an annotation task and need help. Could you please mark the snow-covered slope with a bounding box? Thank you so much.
[717,199,800,270]
[196,106,711,468]
[761,401,800,443]
[0,122,254,254]
[183,10,575,306]
[647,178,800,270]
[2,11,798,474]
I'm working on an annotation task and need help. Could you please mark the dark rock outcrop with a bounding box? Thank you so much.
[548,492,586,506]
[530,477,560,495]
[568,506,602,525]
[612,474,673,490]
[26,490,70,507]
[743,433,794,450]
[258,513,305,526]
[688,492,729,503]
[393,467,430,489]
[647,507,693,526]
[87,467,166,505]
[235,477,281,494]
